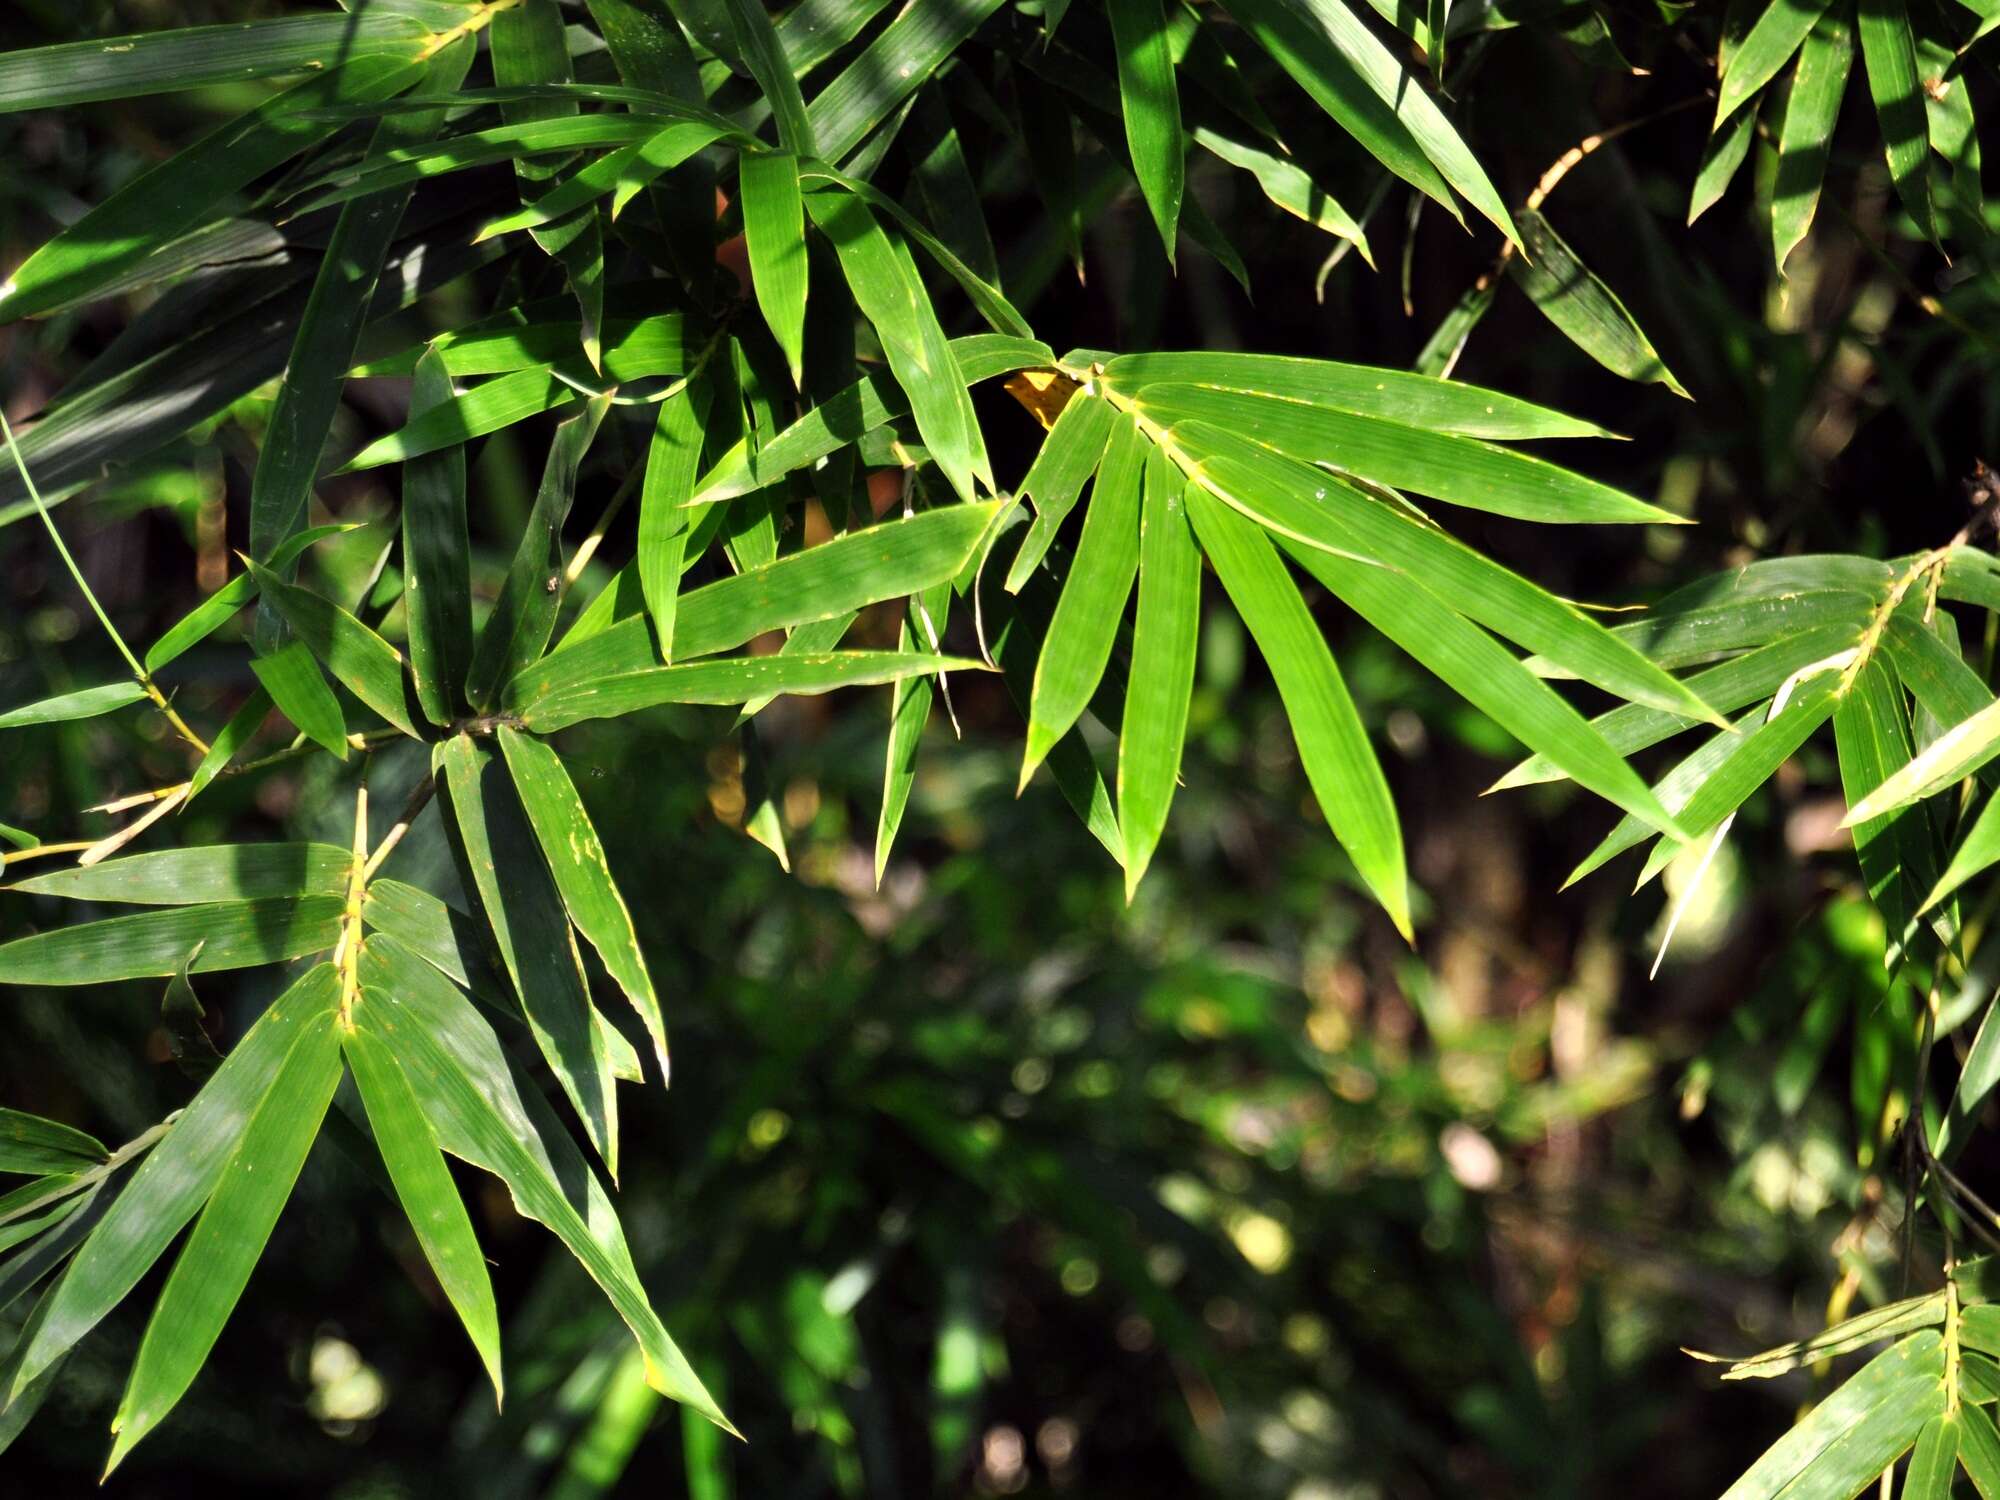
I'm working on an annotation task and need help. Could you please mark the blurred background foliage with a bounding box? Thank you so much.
[3,0,1999,1495]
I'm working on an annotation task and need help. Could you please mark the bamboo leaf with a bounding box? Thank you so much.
[8,843,349,905]
[403,349,472,728]
[106,1007,342,1473]
[0,897,344,986]
[1906,1413,1959,1500]
[1837,655,1950,968]
[354,936,731,1430]
[640,378,714,661]
[723,0,817,153]
[1844,695,2000,825]
[1119,446,1200,897]
[340,368,582,473]
[479,124,725,240]
[1685,1291,1944,1378]
[740,152,810,387]
[1857,0,1938,241]
[1023,416,1144,785]
[0,1113,107,1179]
[1,966,339,1402]
[0,681,146,730]
[498,727,671,1083]
[1966,1402,2000,1498]
[522,651,983,733]
[1109,0,1186,260]
[1134,383,1676,525]
[187,688,274,805]
[1508,210,1689,397]
[342,1023,504,1404]
[1006,394,1118,592]
[1186,484,1410,937]
[1689,105,1757,224]
[250,643,348,760]
[146,524,353,676]
[1715,0,1835,126]
[805,0,1008,163]
[243,559,420,737]
[465,395,613,712]
[436,735,618,1176]
[1772,14,1855,271]
[876,588,947,883]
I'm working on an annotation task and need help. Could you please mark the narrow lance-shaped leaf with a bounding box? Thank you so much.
[243,559,421,737]
[1023,417,1145,787]
[0,898,344,987]
[7,843,349,905]
[340,368,583,474]
[1,967,339,1402]
[1905,1413,1959,1500]
[739,152,809,386]
[354,938,731,1430]
[1109,0,1186,260]
[146,524,354,676]
[1714,0,1836,126]
[1006,393,1118,591]
[250,640,348,760]
[1509,210,1689,397]
[803,0,1009,163]
[437,736,619,1177]
[403,349,472,728]
[498,727,672,1083]
[246,42,472,582]
[1187,484,1411,936]
[1836,655,1951,969]
[342,1024,503,1404]
[1856,0,1938,242]
[1689,105,1757,224]
[105,1009,343,1474]
[877,587,947,884]
[465,395,613,712]
[0,681,146,730]
[723,0,817,153]
[1844,694,2000,825]
[640,378,714,661]
[0,1113,106,1179]
[1119,447,1200,898]
[1772,14,1854,272]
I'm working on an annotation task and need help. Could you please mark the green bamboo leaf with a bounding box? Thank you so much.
[1170,420,1722,722]
[1571,677,1841,889]
[876,588,947,884]
[0,58,423,325]
[246,41,472,575]
[1772,14,1855,271]
[145,525,353,676]
[1685,1291,1944,1379]
[0,681,145,730]
[0,13,432,113]
[805,190,989,504]
[1015,70,1086,282]
[1857,0,1938,241]
[1715,0,1835,126]
[1192,127,1371,259]
[0,897,343,986]
[243,559,420,737]
[352,315,691,381]
[1099,351,1618,440]
[1906,1413,1960,1500]
[1217,0,1457,228]
[1845,695,2000,825]
[7,843,348,905]
[1837,655,1951,967]
[740,152,810,387]
[0,1113,106,1179]
[353,936,731,1430]
[1689,104,1757,224]
[514,502,1004,706]
[521,652,982,733]
[738,612,860,721]
[340,368,582,473]
[252,641,349,758]
[437,735,618,1176]
[292,117,674,216]
[342,1023,503,1404]
[498,727,671,1083]
[1496,625,1860,790]
[722,0,817,153]
[1119,447,1200,898]
[1022,417,1144,786]
[105,1006,341,1473]
[805,0,1007,163]
[1969,1398,2000,1498]
[1005,394,1118,592]
[640,379,714,661]
[1187,484,1410,936]
[478,123,724,241]
[403,349,472,728]
[1,966,339,1402]
[1109,0,1186,260]
[1136,384,1675,524]
[1283,540,1685,838]
[187,688,274,805]
[1928,790,2000,916]
[464,395,613,712]
[692,335,1050,506]
[160,942,219,1085]
[1717,1331,1942,1500]
[1509,210,1689,396]
[909,86,1001,286]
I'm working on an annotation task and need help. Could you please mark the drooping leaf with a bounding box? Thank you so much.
[243,559,420,737]
[640,378,715,661]
[0,681,146,730]
[1714,0,1835,126]
[804,0,1009,163]
[436,735,618,1176]
[105,1006,342,1472]
[1109,0,1186,260]
[145,524,353,676]
[739,152,810,386]
[1844,695,2000,825]
[342,1022,503,1404]
[250,640,349,760]
[0,898,344,986]
[0,1113,107,1179]
[1185,484,1411,937]
[1508,210,1689,397]
[1856,0,1938,241]
[1006,393,1118,591]
[722,0,817,153]
[1906,1413,1960,1500]
[403,348,472,728]
[1771,14,1855,271]
[8,843,349,905]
